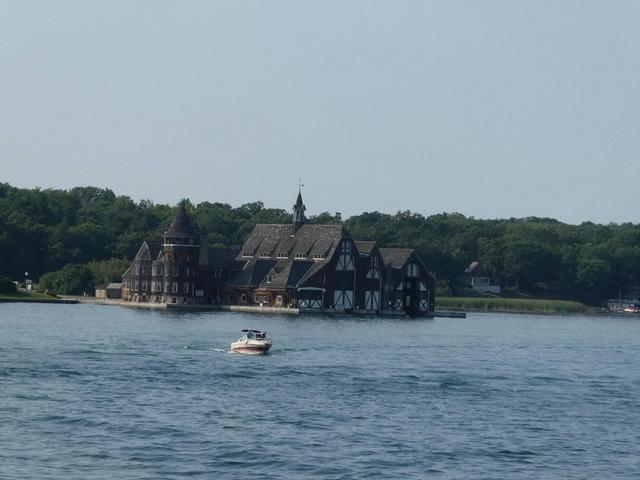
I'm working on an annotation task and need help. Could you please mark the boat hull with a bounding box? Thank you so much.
[230,340,272,355]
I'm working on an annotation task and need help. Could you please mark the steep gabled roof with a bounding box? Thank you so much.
[242,225,291,255]
[133,241,152,261]
[355,241,376,255]
[228,259,278,288]
[379,248,414,269]
[464,261,482,275]
[238,224,346,261]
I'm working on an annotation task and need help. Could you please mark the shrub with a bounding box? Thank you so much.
[39,264,93,295]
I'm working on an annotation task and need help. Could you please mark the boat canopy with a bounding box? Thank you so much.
[241,329,265,334]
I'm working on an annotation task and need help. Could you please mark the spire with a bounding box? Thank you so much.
[165,202,196,238]
[292,186,306,232]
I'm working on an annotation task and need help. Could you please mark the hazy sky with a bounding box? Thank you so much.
[1,1,639,223]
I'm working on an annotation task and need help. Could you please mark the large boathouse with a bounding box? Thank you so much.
[122,192,435,316]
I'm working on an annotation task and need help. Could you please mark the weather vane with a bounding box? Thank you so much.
[298,178,304,193]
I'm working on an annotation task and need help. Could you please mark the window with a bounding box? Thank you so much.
[259,252,270,258]
[241,293,247,304]
[266,275,273,283]
[141,265,148,275]
[408,263,419,278]
[242,252,253,258]
[172,282,178,293]
[254,295,269,304]
[336,241,354,271]
[295,253,306,259]
[154,266,162,275]
[186,266,190,277]
[277,253,288,259]
[214,268,223,279]
[183,282,189,294]
[141,281,148,291]
[313,254,325,260]
[173,265,179,276]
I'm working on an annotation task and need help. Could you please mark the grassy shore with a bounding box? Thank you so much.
[0,291,66,302]
[436,296,592,314]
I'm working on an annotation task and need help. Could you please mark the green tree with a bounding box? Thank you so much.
[39,264,93,295]
[87,259,131,286]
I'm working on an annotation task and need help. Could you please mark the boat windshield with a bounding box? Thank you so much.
[240,329,266,339]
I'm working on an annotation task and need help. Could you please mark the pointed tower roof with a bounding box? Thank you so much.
[164,203,196,237]
[292,189,306,232]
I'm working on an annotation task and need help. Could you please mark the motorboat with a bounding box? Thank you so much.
[230,329,272,355]
[623,304,640,313]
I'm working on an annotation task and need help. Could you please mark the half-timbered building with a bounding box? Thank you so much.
[230,191,435,316]
[121,192,435,316]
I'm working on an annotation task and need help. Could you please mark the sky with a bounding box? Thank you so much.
[1,1,639,224]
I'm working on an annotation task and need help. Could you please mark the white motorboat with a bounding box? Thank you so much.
[230,329,272,355]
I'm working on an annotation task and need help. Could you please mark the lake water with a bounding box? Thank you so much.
[1,304,639,479]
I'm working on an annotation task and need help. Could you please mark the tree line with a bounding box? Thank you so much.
[0,183,637,303]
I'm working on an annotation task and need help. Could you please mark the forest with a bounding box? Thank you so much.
[1,182,638,304]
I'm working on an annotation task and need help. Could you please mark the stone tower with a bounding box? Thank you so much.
[162,202,200,304]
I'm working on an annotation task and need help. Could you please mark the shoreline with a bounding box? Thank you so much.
[7,294,634,318]
[0,292,77,304]
[59,296,466,318]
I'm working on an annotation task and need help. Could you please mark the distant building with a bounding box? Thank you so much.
[121,192,435,316]
[95,283,122,299]
[464,261,501,294]
[121,204,243,305]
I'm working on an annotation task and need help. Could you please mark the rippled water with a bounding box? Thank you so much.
[1,304,640,479]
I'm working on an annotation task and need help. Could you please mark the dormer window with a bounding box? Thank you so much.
[266,275,274,283]
[277,253,289,259]
[312,254,325,260]
[294,253,306,259]
[242,252,253,258]
[259,252,270,258]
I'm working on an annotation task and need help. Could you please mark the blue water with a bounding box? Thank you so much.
[1,304,640,479]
